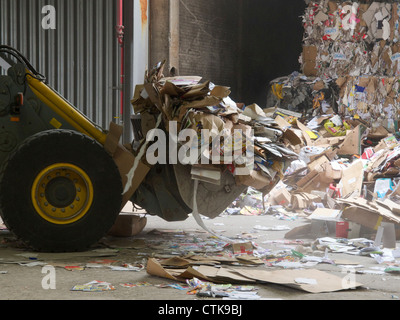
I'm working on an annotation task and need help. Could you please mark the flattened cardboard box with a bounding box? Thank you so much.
[146,258,362,293]
[308,208,342,221]
[339,160,364,198]
[338,197,400,239]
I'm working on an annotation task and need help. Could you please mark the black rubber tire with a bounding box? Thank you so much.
[0,130,123,252]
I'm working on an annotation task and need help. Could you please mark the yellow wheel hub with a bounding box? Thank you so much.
[31,163,94,225]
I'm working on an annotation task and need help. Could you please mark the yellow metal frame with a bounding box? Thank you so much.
[31,163,94,225]
[26,73,108,145]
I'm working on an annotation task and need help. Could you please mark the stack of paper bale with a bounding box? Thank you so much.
[269,1,400,121]
[295,1,400,130]
[267,1,400,240]
[131,61,298,194]
[335,75,400,128]
[267,0,400,179]
[301,1,400,79]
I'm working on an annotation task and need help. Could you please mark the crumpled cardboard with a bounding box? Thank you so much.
[131,61,299,195]
[338,197,400,239]
[187,111,225,137]
[322,161,343,180]
[291,192,322,210]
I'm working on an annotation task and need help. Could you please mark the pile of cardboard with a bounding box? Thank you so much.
[131,61,298,194]
[277,112,400,197]
[268,0,400,199]
[265,1,400,241]
[269,71,400,130]
[263,110,400,240]
[268,72,338,118]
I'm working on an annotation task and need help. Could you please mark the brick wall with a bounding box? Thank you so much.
[177,0,304,106]
[178,0,241,100]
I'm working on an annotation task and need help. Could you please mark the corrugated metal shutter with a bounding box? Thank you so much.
[0,0,120,130]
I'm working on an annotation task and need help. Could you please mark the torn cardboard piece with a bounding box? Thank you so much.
[308,208,342,221]
[231,242,254,255]
[105,122,151,208]
[337,125,366,156]
[233,268,362,293]
[296,120,315,146]
[146,258,362,293]
[322,160,344,180]
[302,46,318,77]
[275,116,302,146]
[339,160,364,198]
[338,197,400,239]
[269,188,292,207]
[146,258,212,282]
[374,222,396,249]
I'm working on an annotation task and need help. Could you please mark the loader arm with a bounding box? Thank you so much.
[26,74,108,145]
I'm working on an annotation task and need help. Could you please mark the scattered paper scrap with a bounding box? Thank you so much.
[71,280,115,292]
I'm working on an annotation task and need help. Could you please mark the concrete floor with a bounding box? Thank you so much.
[0,204,399,306]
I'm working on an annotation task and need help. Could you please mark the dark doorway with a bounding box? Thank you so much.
[237,0,305,106]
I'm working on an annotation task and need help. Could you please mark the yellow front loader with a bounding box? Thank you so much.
[0,46,246,252]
